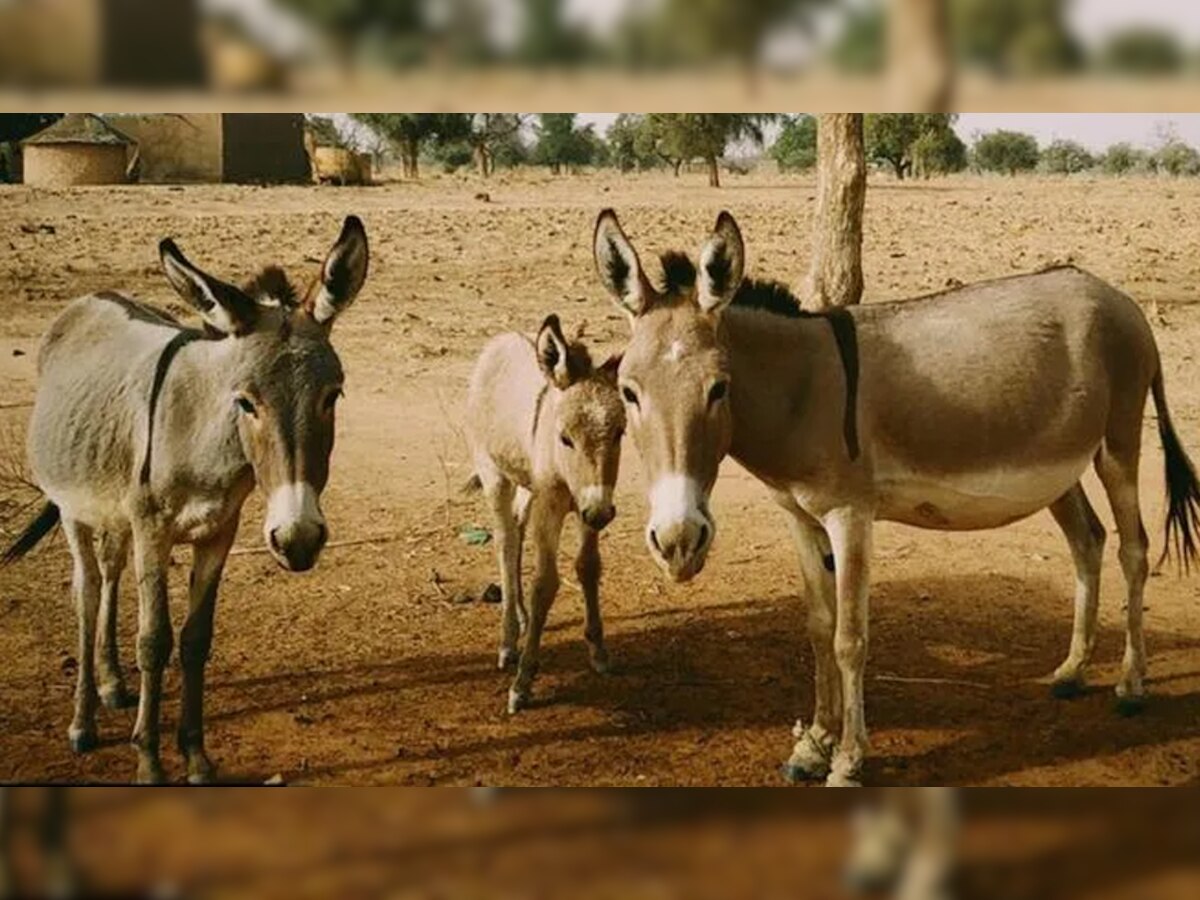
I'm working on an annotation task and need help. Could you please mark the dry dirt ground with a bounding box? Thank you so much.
[0,170,1198,787]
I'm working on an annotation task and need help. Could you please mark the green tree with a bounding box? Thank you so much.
[1040,139,1095,175]
[532,114,602,173]
[350,113,461,179]
[306,115,349,149]
[606,114,660,172]
[911,127,968,177]
[953,0,1082,75]
[516,0,592,66]
[1099,143,1148,175]
[434,114,525,177]
[1153,140,1200,176]
[1100,27,1184,76]
[830,2,884,74]
[277,1,425,70]
[640,114,773,187]
[864,114,958,180]
[973,130,1040,175]
[771,115,818,171]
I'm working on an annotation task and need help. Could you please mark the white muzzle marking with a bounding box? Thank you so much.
[264,482,325,546]
[646,473,714,579]
[578,484,614,511]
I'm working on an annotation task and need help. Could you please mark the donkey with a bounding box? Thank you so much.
[592,209,1200,786]
[466,315,625,713]
[1,216,369,784]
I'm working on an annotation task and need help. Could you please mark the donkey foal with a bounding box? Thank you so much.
[466,315,625,713]
[3,217,369,783]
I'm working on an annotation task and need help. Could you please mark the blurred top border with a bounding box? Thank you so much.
[6,0,1200,113]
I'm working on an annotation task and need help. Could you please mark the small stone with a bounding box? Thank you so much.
[451,590,474,605]
[264,774,285,786]
[481,583,502,604]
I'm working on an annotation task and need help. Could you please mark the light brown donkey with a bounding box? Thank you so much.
[466,315,625,713]
[2,217,369,783]
[593,209,1199,787]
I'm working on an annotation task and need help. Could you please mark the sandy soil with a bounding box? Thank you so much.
[0,170,1197,786]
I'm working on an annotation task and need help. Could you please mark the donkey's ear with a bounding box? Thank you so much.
[594,209,650,319]
[307,215,369,327]
[159,239,258,335]
[536,314,573,390]
[598,353,622,385]
[697,211,745,315]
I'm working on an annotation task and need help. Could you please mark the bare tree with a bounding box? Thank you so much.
[803,114,867,311]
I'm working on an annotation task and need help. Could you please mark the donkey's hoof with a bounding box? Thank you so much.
[187,761,217,785]
[1050,678,1085,700]
[507,688,530,715]
[1115,695,1146,717]
[498,648,519,670]
[136,759,167,785]
[825,770,863,788]
[783,728,833,782]
[68,728,98,755]
[589,649,612,675]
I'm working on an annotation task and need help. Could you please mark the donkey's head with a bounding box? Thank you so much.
[159,216,369,572]
[535,314,625,531]
[593,209,743,582]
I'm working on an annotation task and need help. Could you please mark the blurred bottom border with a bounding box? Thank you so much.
[0,787,1196,899]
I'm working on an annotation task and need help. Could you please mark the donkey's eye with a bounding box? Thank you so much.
[621,386,640,407]
[235,396,257,417]
[560,434,575,449]
[708,381,729,407]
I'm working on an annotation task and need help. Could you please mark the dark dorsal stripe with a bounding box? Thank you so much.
[531,383,549,443]
[823,308,860,462]
[139,329,207,486]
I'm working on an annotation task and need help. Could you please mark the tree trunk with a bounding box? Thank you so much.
[803,114,867,312]
[891,157,905,180]
[707,155,720,188]
[672,158,682,177]
[888,0,953,112]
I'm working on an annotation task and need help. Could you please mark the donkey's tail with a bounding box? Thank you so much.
[1,501,60,567]
[1152,368,1200,572]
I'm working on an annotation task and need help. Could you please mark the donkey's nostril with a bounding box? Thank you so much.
[315,523,329,549]
[649,528,662,555]
[697,523,710,552]
[268,528,282,555]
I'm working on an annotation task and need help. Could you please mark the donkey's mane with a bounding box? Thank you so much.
[732,278,806,319]
[658,250,807,320]
[242,265,299,308]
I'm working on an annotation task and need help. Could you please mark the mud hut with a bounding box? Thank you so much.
[21,114,136,187]
[105,113,310,184]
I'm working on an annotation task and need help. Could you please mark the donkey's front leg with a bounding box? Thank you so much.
[129,526,173,784]
[576,524,610,674]
[508,493,569,713]
[177,524,237,785]
[780,508,841,782]
[824,507,874,787]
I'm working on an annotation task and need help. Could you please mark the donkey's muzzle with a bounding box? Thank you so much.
[647,515,713,583]
[269,522,327,572]
[581,504,616,531]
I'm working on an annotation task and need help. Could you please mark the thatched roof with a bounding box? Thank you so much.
[23,113,135,147]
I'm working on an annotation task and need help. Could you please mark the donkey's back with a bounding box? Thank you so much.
[30,293,194,525]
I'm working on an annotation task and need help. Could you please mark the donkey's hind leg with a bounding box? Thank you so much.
[61,518,102,754]
[95,528,133,710]
[480,465,523,670]
[1048,483,1106,697]
[1095,445,1150,714]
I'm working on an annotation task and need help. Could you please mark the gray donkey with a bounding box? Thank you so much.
[466,315,625,713]
[2,216,369,784]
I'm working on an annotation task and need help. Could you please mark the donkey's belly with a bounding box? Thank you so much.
[875,453,1094,531]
